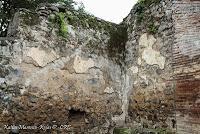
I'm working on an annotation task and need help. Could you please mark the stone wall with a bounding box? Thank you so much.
[122,0,200,133]
[0,4,126,133]
[0,0,199,134]
[124,0,176,132]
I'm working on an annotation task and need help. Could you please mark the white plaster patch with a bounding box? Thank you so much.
[129,66,139,74]
[142,48,165,69]
[139,33,156,48]
[73,56,95,73]
[139,33,165,69]
[104,87,114,94]
[26,47,59,67]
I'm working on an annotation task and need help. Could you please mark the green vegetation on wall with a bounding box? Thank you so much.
[49,12,68,38]
[56,13,68,38]
[46,0,116,38]
[138,0,161,8]
[135,0,161,34]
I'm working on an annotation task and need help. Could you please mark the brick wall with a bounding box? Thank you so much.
[172,0,200,133]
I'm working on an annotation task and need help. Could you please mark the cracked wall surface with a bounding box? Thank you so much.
[0,4,125,133]
[0,0,199,134]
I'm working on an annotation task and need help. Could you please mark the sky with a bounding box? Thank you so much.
[74,0,138,24]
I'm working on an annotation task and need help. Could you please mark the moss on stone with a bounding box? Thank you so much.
[138,0,161,7]
[136,0,161,25]
[134,0,161,35]
[107,24,128,66]
[63,9,116,32]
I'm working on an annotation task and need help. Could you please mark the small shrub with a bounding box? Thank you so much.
[57,13,68,37]
[49,12,68,38]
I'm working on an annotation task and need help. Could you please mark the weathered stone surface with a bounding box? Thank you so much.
[129,66,138,74]
[124,0,176,132]
[26,47,59,67]
[48,5,59,12]
[0,0,199,133]
[0,5,123,133]
[73,56,95,74]
[104,87,114,94]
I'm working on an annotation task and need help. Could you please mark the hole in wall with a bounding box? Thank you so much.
[68,108,86,123]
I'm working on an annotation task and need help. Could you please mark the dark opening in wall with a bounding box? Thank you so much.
[68,109,86,122]
[68,109,87,131]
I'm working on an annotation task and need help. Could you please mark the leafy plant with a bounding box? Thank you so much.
[56,12,68,38]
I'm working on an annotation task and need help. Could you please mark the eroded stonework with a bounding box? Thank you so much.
[26,47,59,67]
[73,56,95,74]
[0,5,124,133]
[0,0,199,134]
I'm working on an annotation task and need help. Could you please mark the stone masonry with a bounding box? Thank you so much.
[0,0,199,133]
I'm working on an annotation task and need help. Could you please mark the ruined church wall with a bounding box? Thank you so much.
[0,4,125,133]
[124,0,200,133]
[0,0,199,133]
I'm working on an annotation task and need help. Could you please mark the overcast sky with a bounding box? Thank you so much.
[74,0,138,24]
